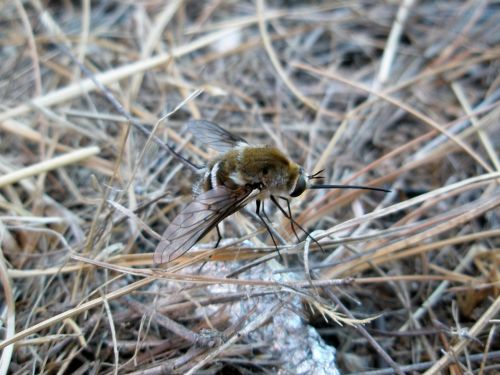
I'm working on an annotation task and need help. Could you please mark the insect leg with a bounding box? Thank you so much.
[214,225,222,248]
[196,225,221,275]
[255,199,282,260]
[271,196,325,253]
[261,201,272,222]
[278,197,300,242]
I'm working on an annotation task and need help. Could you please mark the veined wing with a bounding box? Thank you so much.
[186,120,248,152]
[154,185,256,265]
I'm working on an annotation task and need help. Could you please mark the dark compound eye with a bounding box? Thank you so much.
[262,166,269,175]
[290,175,307,197]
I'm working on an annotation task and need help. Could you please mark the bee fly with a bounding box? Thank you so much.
[154,120,389,264]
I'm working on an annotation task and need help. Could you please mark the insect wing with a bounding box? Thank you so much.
[187,120,248,152]
[154,186,255,264]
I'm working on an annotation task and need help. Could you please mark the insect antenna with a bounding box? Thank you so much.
[308,169,325,180]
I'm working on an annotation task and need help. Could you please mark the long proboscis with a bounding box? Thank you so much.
[309,184,391,193]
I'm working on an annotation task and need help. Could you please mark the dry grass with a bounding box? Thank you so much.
[0,1,499,374]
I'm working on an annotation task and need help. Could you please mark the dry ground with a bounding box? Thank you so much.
[0,1,499,374]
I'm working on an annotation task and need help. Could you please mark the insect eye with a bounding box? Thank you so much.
[290,175,307,197]
[262,166,269,175]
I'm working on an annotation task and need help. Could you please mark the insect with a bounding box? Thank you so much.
[154,120,388,264]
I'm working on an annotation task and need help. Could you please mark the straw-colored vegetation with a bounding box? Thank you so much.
[0,1,499,374]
